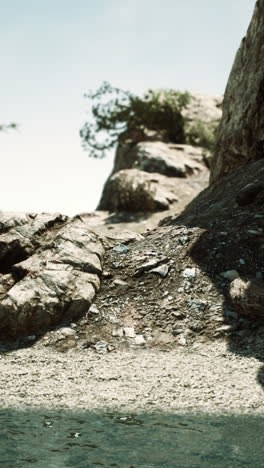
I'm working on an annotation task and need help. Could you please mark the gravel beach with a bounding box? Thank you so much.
[1,341,264,414]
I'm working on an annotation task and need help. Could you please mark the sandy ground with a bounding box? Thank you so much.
[1,341,264,414]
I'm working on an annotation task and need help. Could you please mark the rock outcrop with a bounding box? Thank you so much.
[98,93,221,214]
[210,0,264,182]
[0,213,104,337]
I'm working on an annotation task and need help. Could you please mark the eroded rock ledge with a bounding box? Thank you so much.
[0,212,104,337]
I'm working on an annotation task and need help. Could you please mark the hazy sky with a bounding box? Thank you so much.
[1,0,256,215]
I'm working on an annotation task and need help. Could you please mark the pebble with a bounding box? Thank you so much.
[215,324,237,333]
[112,328,124,337]
[178,335,187,346]
[59,327,76,337]
[113,279,130,287]
[220,270,240,281]
[134,335,146,345]
[188,299,207,311]
[94,341,108,352]
[182,268,196,279]
[256,271,263,280]
[123,327,136,338]
[149,264,169,278]
[112,244,129,254]
[89,305,99,315]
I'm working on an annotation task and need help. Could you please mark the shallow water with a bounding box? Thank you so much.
[0,409,263,467]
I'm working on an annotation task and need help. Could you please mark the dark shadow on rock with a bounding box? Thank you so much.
[161,159,264,390]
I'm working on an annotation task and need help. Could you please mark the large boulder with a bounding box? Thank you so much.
[98,144,209,213]
[97,91,221,214]
[0,213,104,337]
[113,141,208,177]
[210,0,264,182]
[97,167,207,213]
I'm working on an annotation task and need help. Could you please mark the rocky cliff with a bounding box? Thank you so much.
[210,0,264,182]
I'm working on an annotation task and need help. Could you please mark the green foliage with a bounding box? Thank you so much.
[0,122,17,132]
[185,119,218,151]
[80,82,191,158]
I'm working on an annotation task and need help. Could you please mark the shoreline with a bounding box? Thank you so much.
[1,341,264,414]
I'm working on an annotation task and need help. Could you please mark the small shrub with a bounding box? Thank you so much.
[185,119,218,151]
[80,82,191,158]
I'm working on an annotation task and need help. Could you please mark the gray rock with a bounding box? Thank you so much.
[211,1,264,182]
[112,243,129,254]
[0,216,104,337]
[149,264,169,278]
[220,270,240,281]
[230,277,264,318]
[134,257,168,276]
[94,341,108,352]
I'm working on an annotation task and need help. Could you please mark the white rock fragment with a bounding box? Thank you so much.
[150,264,169,277]
[113,279,130,287]
[89,305,99,314]
[182,268,196,279]
[123,327,136,338]
[178,335,187,346]
[220,270,240,281]
[59,327,76,337]
[112,328,124,337]
[134,335,146,345]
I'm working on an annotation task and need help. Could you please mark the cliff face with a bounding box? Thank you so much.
[210,0,264,182]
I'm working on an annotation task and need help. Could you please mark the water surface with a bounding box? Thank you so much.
[0,409,263,467]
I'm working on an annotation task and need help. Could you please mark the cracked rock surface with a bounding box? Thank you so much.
[0,213,104,337]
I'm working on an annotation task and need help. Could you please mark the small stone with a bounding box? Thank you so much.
[220,270,240,281]
[102,271,112,278]
[59,327,76,337]
[215,324,237,333]
[149,264,169,278]
[112,262,121,269]
[26,335,36,341]
[112,243,129,254]
[178,335,187,346]
[113,279,130,287]
[112,328,124,337]
[239,259,246,265]
[188,299,207,311]
[123,327,136,338]
[179,236,189,245]
[172,329,184,336]
[107,344,116,352]
[94,341,108,352]
[256,271,263,280]
[182,268,196,279]
[89,305,99,314]
[134,335,146,345]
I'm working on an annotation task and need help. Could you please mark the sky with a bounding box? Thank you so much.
[1,0,256,215]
